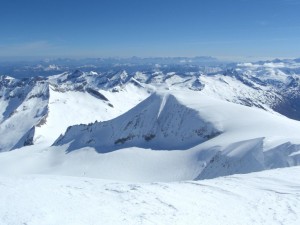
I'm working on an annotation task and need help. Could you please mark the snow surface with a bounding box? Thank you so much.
[0,166,299,225]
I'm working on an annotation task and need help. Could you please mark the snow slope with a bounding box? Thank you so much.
[0,166,299,225]
[0,145,204,182]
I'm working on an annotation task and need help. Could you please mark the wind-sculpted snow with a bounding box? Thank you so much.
[54,93,222,152]
[196,138,265,179]
[196,138,300,180]
[264,142,300,168]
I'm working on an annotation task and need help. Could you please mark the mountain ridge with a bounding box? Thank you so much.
[1,59,300,181]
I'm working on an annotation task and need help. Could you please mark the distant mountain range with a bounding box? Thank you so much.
[0,56,222,77]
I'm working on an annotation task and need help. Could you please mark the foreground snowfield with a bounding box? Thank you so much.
[0,166,299,225]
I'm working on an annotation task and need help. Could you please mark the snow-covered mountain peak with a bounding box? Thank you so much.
[53,92,222,152]
[2,58,300,152]
[1,59,300,183]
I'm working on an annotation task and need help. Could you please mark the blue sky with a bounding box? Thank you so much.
[0,0,300,60]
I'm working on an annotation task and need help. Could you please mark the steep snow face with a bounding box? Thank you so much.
[264,142,300,168]
[54,93,221,152]
[195,138,300,180]
[196,138,265,180]
[1,167,300,225]
[0,76,49,151]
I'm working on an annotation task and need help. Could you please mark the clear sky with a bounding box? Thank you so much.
[1,0,300,60]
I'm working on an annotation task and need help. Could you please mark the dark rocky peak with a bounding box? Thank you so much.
[67,69,84,80]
